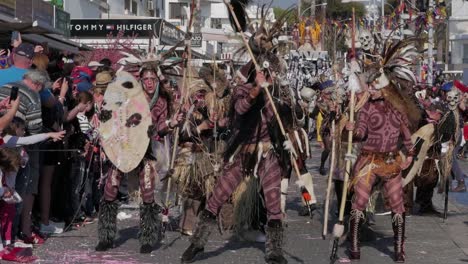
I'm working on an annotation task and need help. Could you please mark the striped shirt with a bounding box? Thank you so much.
[77,113,92,134]
[0,82,43,135]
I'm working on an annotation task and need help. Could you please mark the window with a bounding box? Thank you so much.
[169,3,188,19]
[131,0,138,15]
[464,44,468,64]
[124,0,131,10]
[124,0,137,15]
[211,18,222,29]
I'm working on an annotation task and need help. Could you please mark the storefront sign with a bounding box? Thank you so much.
[70,19,162,38]
[0,0,15,18]
[158,21,186,45]
[191,33,202,47]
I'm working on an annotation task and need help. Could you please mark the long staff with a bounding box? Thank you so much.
[330,7,357,262]
[323,118,336,239]
[223,0,308,186]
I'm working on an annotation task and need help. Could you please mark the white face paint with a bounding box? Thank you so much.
[446,89,461,110]
[359,30,375,51]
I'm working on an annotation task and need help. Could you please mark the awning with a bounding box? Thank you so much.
[22,34,80,53]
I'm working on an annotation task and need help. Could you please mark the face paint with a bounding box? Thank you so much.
[141,71,157,95]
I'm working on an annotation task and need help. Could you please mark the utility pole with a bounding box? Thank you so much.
[298,0,301,20]
[381,0,384,32]
[428,0,434,86]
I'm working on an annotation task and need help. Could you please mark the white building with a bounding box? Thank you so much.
[449,0,468,73]
[163,0,275,62]
[63,0,163,19]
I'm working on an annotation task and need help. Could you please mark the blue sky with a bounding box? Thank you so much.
[268,0,295,8]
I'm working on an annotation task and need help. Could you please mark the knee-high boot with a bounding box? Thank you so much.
[181,209,217,263]
[265,219,287,264]
[348,209,365,260]
[139,202,163,254]
[392,212,406,263]
[95,200,119,251]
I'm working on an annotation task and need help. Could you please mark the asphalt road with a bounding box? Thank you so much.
[34,143,468,264]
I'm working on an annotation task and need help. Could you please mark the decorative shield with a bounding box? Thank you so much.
[403,124,435,187]
[99,71,151,173]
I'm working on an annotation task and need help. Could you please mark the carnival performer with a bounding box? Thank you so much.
[345,40,421,262]
[181,57,290,263]
[442,83,467,192]
[409,102,447,215]
[95,56,181,254]
[174,70,230,235]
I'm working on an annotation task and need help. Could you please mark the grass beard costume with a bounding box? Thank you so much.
[173,68,231,235]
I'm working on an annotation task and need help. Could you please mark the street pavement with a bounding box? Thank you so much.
[34,143,468,264]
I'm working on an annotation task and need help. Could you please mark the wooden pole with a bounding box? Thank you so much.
[330,7,356,261]
[322,119,336,239]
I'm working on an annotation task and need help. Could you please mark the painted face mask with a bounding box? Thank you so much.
[446,89,461,110]
[359,30,375,51]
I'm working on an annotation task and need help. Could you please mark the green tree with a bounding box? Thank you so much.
[325,0,366,19]
[273,7,299,26]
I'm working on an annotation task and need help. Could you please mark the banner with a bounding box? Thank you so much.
[191,33,202,47]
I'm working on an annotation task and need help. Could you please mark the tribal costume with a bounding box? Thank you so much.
[96,53,175,254]
[174,69,230,235]
[347,39,421,263]
[181,3,297,263]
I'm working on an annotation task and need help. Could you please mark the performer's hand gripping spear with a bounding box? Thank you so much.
[330,8,358,262]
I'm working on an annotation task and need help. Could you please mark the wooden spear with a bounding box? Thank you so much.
[330,7,357,262]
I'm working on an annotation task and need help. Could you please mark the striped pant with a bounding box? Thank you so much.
[352,158,405,214]
[103,159,157,204]
[207,150,283,221]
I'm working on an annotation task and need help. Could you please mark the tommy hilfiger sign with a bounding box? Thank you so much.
[69,19,163,38]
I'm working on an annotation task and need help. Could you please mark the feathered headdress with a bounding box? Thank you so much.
[365,38,418,90]
[117,40,185,78]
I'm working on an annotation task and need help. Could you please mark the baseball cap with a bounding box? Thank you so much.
[15,43,35,59]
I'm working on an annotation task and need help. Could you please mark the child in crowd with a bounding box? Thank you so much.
[0,117,64,246]
[70,54,93,94]
[64,91,95,225]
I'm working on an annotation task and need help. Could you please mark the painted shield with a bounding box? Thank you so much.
[403,123,435,187]
[99,71,151,173]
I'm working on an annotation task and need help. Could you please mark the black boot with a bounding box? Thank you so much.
[348,209,364,260]
[181,209,217,263]
[95,200,118,251]
[392,212,406,263]
[319,149,329,175]
[265,219,287,264]
[139,202,163,254]
[298,204,317,216]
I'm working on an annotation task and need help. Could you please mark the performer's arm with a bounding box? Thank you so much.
[234,85,257,115]
[154,98,170,137]
[353,105,368,139]
[400,114,415,156]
